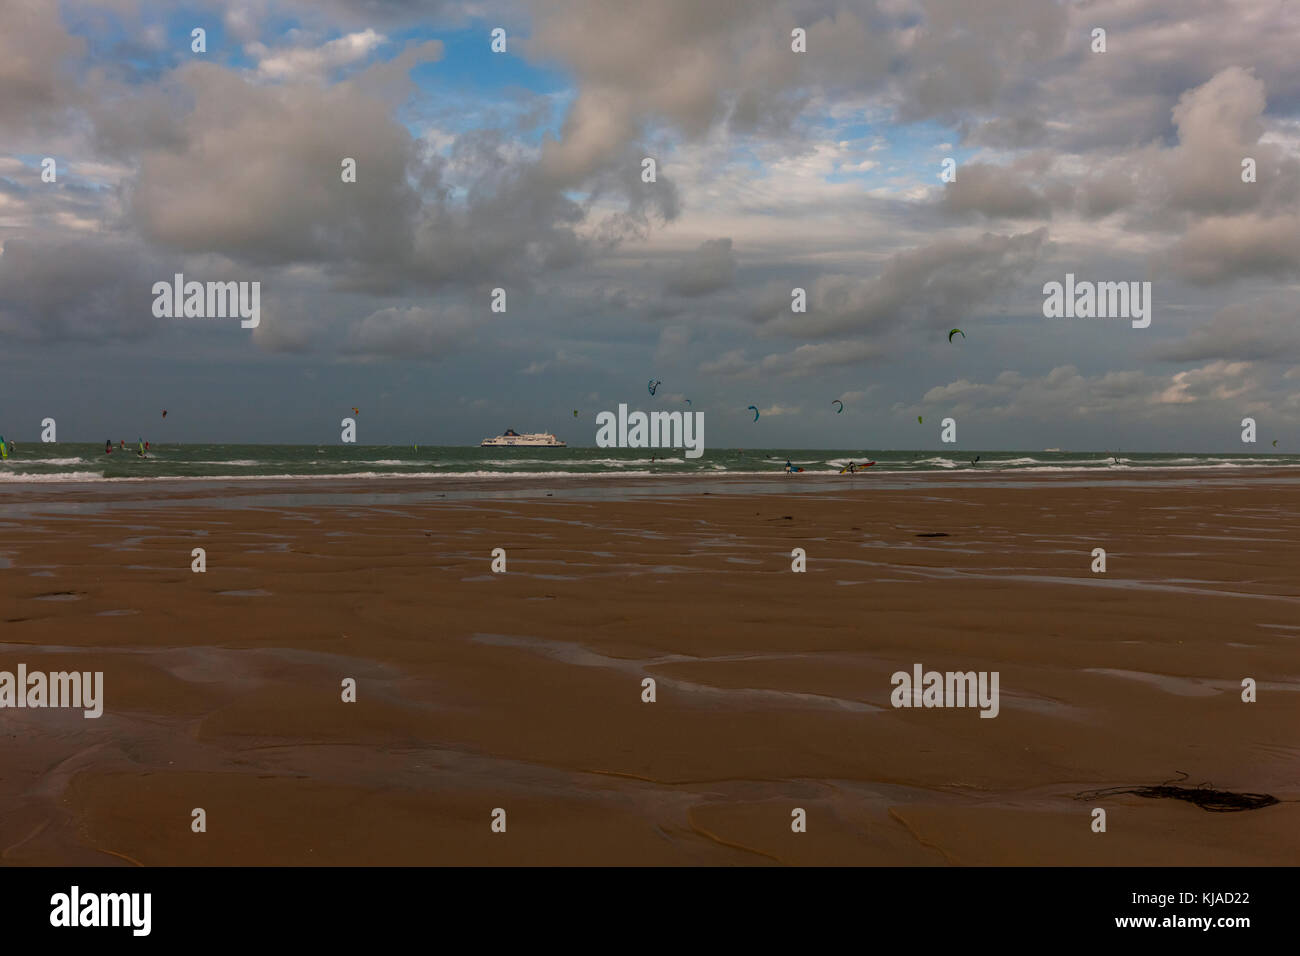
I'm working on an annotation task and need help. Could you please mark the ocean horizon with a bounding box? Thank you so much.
[0,443,1296,482]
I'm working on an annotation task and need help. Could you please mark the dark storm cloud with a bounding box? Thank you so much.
[1156,213,1300,285]
[664,238,737,296]
[1149,299,1300,363]
[343,303,477,359]
[750,228,1049,338]
[0,237,166,341]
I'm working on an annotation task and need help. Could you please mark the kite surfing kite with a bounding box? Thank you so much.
[832,399,844,414]
[748,405,759,422]
[647,380,661,396]
[1273,440,1279,448]
[948,328,965,342]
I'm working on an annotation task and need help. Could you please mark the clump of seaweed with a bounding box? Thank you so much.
[1077,771,1279,813]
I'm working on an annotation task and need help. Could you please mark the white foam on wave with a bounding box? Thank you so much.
[573,457,685,465]
[171,459,264,466]
[0,470,105,482]
[9,457,90,465]
[0,470,660,483]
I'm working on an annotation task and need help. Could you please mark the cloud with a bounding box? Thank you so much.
[0,237,166,342]
[894,0,1070,122]
[752,228,1048,338]
[0,0,85,143]
[1156,67,1299,217]
[1156,361,1257,405]
[836,388,877,405]
[939,161,1052,219]
[1158,213,1300,285]
[521,349,595,374]
[127,61,433,270]
[1148,299,1300,362]
[343,304,475,358]
[916,362,1262,421]
[249,29,388,82]
[1077,167,1138,219]
[759,340,886,375]
[664,237,736,296]
[698,348,753,378]
[249,291,320,353]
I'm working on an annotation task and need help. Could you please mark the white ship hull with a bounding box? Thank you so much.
[481,430,566,448]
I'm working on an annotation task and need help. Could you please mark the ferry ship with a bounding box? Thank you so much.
[480,429,566,448]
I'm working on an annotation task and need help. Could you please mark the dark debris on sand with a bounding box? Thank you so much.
[1077,772,1280,812]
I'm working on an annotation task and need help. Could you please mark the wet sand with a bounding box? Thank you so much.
[1,474,1298,865]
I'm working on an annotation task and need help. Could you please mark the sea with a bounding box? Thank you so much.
[0,444,1295,482]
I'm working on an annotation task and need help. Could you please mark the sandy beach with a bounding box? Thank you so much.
[1,472,1297,865]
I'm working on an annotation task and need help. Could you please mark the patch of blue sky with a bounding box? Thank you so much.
[398,27,574,145]
[59,1,261,78]
[405,26,570,96]
[6,154,116,194]
[820,117,971,188]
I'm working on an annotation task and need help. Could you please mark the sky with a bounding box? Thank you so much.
[1,0,1298,450]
